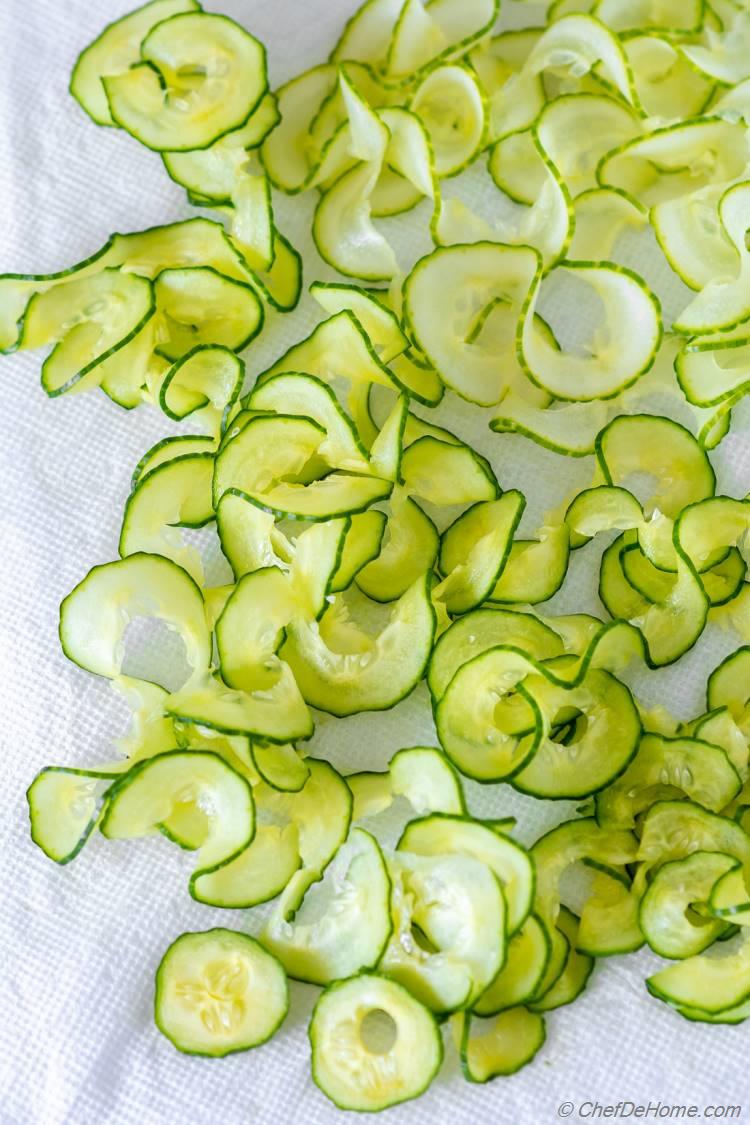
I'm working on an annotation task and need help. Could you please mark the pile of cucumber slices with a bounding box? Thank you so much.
[11,0,750,1112]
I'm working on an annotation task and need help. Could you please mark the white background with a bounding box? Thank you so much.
[1,1,749,1123]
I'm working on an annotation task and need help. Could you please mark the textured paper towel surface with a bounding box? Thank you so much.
[1,2,750,1123]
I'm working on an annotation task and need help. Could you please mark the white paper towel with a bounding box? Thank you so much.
[1,2,750,1123]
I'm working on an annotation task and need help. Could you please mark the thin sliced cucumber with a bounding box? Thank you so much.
[473,915,551,1016]
[281,573,435,715]
[455,1006,545,1082]
[380,850,506,1012]
[27,766,119,864]
[398,813,534,935]
[528,908,594,1012]
[155,929,287,1056]
[59,553,210,681]
[263,828,392,984]
[640,852,738,959]
[309,973,443,1112]
[436,492,525,616]
[105,13,268,152]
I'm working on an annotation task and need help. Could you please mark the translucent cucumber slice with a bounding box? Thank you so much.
[21,268,155,399]
[191,824,301,908]
[647,933,750,1015]
[473,915,550,1016]
[27,767,119,864]
[215,567,297,692]
[101,749,254,878]
[455,1006,545,1082]
[488,524,570,606]
[105,13,268,152]
[357,489,438,602]
[401,436,499,505]
[310,281,409,363]
[436,492,525,616]
[379,850,506,1012]
[511,667,641,800]
[152,266,263,361]
[331,510,388,591]
[404,242,541,406]
[428,606,564,702]
[155,929,287,1056]
[70,0,200,127]
[162,94,280,200]
[309,974,443,1112]
[528,908,593,1012]
[119,453,214,582]
[263,828,392,984]
[707,646,750,737]
[640,852,738,959]
[635,801,750,896]
[59,553,210,680]
[410,63,487,177]
[576,865,642,957]
[282,573,435,715]
[398,813,534,935]
[159,345,243,430]
[165,667,313,743]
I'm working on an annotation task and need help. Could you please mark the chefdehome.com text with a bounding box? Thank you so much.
[556,1101,742,1119]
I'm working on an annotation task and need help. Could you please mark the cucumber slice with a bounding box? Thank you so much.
[436,646,545,781]
[331,510,387,591]
[215,491,290,580]
[152,266,263,361]
[70,0,201,127]
[520,263,662,402]
[455,1006,545,1082]
[596,414,717,518]
[191,824,301,908]
[309,974,443,1112]
[510,666,641,800]
[410,63,487,178]
[565,486,643,547]
[528,908,593,1012]
[155,929,287,1056]
[488,524,570,606]
[403,242,541,406]
[215,567,297,692]
[709,866,750,924]
[640,852,739,959]
[22,268,155,399]
[635,801,750,896]
[310,281,409,363]
[356,489,438,603]
[165,667,313,743]
[281,574,435,716]
[576,865,643,957]
[401,436,499,505]
[532,818,639,980]
[246,373,370,474]
[597,734,741,830]
[119,453,214,582]
[263,828,392,984]
[159,345,243,430]
[133,434,216,486]
[251,743,309,793]
[398,813,534,935]
[436,492,525,616]
[490,393,608,458]
[27,767,119,864]
[105,13,268,152]
[707,646,750,736]
[647,932,750,1015]
[162,94,280,200]
[427,607,564,702]
[101,749,254,880]
[380,850,506,1012]
[59,553,210,681]
[349,746,467,822]
[473,915,551,1016]
[257,311,400,396]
